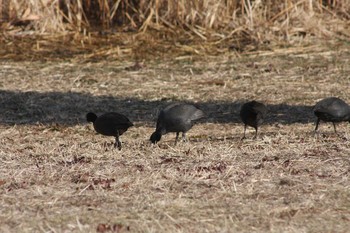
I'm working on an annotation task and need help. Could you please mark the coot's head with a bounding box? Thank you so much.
[150,131,162,144]
[86,112,97,123]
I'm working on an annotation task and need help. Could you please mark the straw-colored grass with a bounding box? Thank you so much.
[1,0,350,46]
[0,43,350,232]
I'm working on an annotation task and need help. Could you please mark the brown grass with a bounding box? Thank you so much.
[0,42,350,232]
[1,0,350,47]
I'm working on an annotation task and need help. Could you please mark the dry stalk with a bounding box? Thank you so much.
[0,0,349,45]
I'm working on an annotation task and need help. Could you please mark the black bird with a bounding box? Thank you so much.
[86,112,133,150]
[150,103,205,145]
[314,97,350,133]
[240,101,267,139]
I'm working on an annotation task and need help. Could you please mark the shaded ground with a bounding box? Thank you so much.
[0,41,350,232]
[0,89,314,125]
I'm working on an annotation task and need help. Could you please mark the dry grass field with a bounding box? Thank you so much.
[1,40,350,233]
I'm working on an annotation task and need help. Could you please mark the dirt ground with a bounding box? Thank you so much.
[0,40,350,232]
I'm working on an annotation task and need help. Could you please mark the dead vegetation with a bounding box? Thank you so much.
[1,0,350,58]
[0,42,350,232]
[0,1,350,232]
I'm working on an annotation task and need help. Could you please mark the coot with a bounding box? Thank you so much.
[314,97,350,133]
[150,103,205,145]
[240,101,267,139]
[86,112,133,150]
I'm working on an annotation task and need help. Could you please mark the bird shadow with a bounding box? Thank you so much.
[0,90,315,126]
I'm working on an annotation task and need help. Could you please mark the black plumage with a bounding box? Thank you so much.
[240,101,267,139]
[313,97,350,133]
[86,112,133,150]
[150,103,205,145]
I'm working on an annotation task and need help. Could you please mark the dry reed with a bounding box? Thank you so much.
[1,0,349,44]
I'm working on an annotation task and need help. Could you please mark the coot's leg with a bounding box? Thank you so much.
[315,118,320,132]
[174,132,179,145]
[114,132,122,150]
[182,132,187,142]
[253,127,258,140]
[241,124,247,140]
